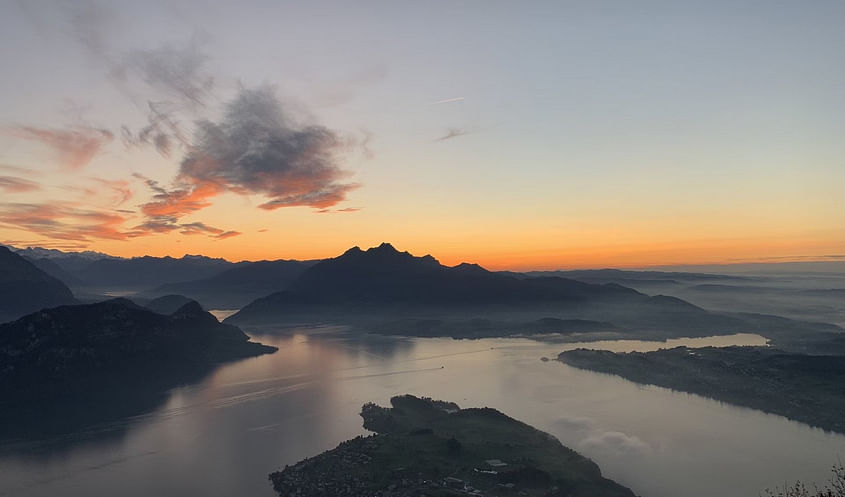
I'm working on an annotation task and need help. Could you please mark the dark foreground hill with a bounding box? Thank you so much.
[0,298,275,447]
[0,246,77,323]
[0,298,276,390]
[558,346,845,434]
[269,395,636,497]
[227,243,838,342]
[145,259,317,308]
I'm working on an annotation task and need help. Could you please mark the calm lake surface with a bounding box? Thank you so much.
[1,328,842,497]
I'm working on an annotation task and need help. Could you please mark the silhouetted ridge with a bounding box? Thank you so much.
[144,259,316,308]
[229,243,646,328]
[452,262,489,274]
[280,242,627,305]
[0,246,77,322]
[0,297,275,388]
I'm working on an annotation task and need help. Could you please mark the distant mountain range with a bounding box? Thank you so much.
[227,243,825,339]
[143,259,318,308]
[513,268,750,288]
[7,245,242,291]
[0,297,276,390]
[4,243,843,345]
[71,254,241,289]
[0,246,77,322]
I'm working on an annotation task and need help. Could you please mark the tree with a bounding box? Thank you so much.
[763,464,845,497]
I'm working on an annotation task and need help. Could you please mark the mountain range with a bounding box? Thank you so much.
[227,243,823,340]
[3,242,842,347]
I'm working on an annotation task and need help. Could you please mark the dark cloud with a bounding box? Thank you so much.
[134,86,359,232]
[14,4,363,245]
[435,127,470,142]
[180,86,359,209]
[3,126,113,169]
[0,176,41,193]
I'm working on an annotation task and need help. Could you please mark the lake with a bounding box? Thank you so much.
[1,329,842,497]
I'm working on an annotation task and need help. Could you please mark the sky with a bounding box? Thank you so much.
[0,0,842,270]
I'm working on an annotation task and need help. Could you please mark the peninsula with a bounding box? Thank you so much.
[269,395,636,497]
[559,346,845,434]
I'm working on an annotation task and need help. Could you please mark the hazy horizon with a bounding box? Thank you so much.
[1,1,842,270]
[6,240,845,273]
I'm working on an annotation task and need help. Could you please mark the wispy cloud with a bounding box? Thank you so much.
[316,207,361,214]
[117,42,215,157]
[0,164,40,176]
[92,178,132,206]
[179,221,241,239]
[61,177,132,207]
[435,127,470,142]
[0,176,41,193]
[121,41,215,109]
[0,202,128,241]
[133,176,222,235]
[121,101,189,157]
[3,126,113,169]
[12,3,363,246]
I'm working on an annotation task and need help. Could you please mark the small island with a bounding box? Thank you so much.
[558,346,845,434]
[269,395,636,497]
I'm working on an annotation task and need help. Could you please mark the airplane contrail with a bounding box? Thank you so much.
[432,97,465,105]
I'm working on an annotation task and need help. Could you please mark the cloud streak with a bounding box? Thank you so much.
[432,97,465,105]
[0,176,41,193]
[133,175,222,234]
[179,222,241,239]
[3,126,113,169]
[435,127,470,142]
[0,202,128,241]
